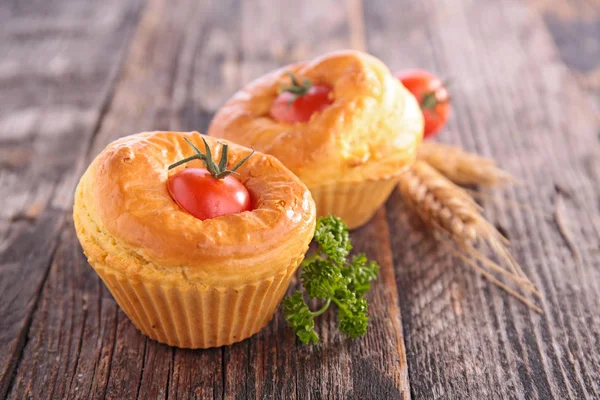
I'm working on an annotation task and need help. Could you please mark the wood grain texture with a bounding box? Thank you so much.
[223,0,408,398]
[530,0,600,119]
[6,0,225,399]
[3,0,409,398]
[2,0,599,398]
[0,0,144,397]
[210,0,411,398]
[365,0,600,398]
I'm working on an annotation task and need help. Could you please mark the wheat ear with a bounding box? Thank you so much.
[397,161,541,311]
[418,141,515,186]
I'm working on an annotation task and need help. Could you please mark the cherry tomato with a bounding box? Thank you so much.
[168,168,252,220]
[270,84,333,123]
[395,70,450,139]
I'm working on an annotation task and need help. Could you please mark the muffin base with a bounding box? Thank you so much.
[308,176,400,229]
[92,255,302,349]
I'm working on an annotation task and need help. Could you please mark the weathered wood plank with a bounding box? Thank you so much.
[343,210,410,399]
[0,213,65,398]
[7,0,411,398]
[96,1,215,397]
[9,0,597,398]
[5,0,225,399]
[0,0,144,397]
[532,0,600,72]
[365,0,600,398]
[530,0,600,116]
[6,217,120,399]
[225,1,350,398]
[216,0,410,398]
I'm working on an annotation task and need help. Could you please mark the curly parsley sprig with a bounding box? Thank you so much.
[283,216,380,344]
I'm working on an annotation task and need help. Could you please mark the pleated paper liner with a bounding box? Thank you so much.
[308,175,401,229]
[92,256,302,349]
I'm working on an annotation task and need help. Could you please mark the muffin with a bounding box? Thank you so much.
[208,50,423,229]
[73,131,316,348]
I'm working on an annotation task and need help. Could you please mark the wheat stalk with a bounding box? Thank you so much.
[398,160,541,311]
[418,141,515,186]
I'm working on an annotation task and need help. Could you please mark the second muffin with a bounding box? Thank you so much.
[208,50,423,229]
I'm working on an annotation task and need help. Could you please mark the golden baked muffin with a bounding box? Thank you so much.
[208,50,423,229]
[73,131,316,348]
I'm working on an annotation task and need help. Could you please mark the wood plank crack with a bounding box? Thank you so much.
[135,338,149,400]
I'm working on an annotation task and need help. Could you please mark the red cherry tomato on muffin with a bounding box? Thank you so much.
[168,168,252,221]
[270,72,333,123]
[167,137,255,220]
[395,70,450,139]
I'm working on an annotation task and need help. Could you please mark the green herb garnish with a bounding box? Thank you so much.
[168,137,254,179]
[278,72,313,105]
[283,216,380,344]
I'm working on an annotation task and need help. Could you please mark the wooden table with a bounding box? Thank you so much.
[1,0,599,398]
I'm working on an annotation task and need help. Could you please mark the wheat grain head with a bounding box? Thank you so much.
[418,141,515,186]
[398,160,541,311]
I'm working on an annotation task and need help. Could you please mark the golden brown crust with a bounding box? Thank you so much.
[208,50,424,186]
[74,131,316,287]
